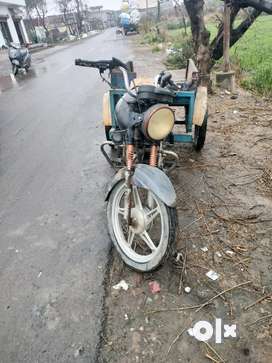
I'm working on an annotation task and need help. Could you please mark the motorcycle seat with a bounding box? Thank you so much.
[137,85,175,104]
[20,49,28,57]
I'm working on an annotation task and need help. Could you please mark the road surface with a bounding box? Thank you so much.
[0,29,133,363]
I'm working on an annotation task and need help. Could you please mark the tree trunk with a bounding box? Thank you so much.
[182,14,187,36]
[35,6,49,40]
[75,0,82,34]
[184,0,211,85]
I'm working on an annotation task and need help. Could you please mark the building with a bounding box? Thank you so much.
[130,0,158,9]
[0,0,29,47]
[24,6,118,43]
[129,0,173,16]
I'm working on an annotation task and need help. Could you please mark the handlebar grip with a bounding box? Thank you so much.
[75,59,97,67]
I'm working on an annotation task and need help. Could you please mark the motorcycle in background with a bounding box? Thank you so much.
[8,43,31,75]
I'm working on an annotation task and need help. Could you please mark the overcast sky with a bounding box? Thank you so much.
[47,0,123,14]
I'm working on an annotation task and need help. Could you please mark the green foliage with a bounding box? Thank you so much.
[165,37,195,69]
[142,27,167,45]
[231,16,272,95]
[207,15,272,95]
[152,45,161,53]
[241,63,272,96]
[166,20,185,31]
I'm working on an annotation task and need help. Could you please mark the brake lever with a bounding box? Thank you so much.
[99,69,112,88]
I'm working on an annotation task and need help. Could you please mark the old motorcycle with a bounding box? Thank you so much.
[75,57,208,271]
[75,57,180,271]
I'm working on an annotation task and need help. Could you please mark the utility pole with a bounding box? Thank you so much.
[216,0,235,92]
[223,0,231,72]
[146,0,149,19]
[157,0,161,21]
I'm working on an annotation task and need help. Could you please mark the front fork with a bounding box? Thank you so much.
[124,144,159,224]
[124,144,134,225]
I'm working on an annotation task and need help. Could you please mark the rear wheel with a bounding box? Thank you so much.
[107,181,177,272]
[193,111,208,151]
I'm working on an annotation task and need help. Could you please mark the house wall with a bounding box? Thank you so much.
[0,0,25,6]
[0,2,29,47]
[0,5,20,46]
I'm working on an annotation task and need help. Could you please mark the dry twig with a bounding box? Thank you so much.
[204,341,226,363]
[166,281,252,357]
[243,293,272,311]
[245,313,272,327]
[195,281,252,313]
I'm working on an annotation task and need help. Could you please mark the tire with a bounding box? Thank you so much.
[193,111,208,152]
[12,64,18,76]
[107,181,177,272]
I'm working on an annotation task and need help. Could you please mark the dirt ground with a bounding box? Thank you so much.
[98,38,272,363]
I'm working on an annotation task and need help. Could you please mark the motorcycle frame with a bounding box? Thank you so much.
[107,88,197,144]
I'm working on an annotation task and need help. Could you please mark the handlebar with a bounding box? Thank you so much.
[75,56,132,94]
[75,57,129,71]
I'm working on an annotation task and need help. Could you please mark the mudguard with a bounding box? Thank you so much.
[193,86,208,126]
[105,164,176,208]
[105,167,126,200]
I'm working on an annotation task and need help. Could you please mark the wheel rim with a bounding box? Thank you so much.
[111,183,169,264]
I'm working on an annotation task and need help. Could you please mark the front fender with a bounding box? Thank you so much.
[132,164,176,207]
[105,164,176,208]
[105,167,126,201]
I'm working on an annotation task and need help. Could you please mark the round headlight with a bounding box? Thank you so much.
[143,105,175,141]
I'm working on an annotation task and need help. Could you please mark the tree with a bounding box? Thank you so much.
[25,0,49,40]
[56,0,74,34]
[182,0,272,84]
[173,0,188,35]
[74,0,83,35]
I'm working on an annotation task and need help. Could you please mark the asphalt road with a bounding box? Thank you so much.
[0,29,133,363]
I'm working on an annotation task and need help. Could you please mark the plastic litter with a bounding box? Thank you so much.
[226,250,235,256]
[112,280,129,291]
[206,270,220,281]
[148,281,161,294]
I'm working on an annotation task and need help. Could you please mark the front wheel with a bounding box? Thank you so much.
[107,181,177,272]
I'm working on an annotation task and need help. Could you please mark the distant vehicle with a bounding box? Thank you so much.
[119,11,140,36]
[123,22,139,35]
[8,43,31,75]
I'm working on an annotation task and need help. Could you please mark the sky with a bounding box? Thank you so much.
[89,0,123,10]
[47,0,123,14]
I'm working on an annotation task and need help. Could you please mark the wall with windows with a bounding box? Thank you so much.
[0,6,19,46]
[0,3,29,47]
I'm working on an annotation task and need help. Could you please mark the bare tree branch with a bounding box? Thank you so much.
[232,0,272,14]
[211,7,261,62]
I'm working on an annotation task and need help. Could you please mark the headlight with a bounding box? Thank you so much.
[143,105,175,141]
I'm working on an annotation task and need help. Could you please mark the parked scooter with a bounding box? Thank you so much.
[75,57,178,272]
[8,43,31,75]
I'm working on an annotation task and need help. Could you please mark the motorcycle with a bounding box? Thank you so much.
[8,43,31,75]
[75,57,178,272]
